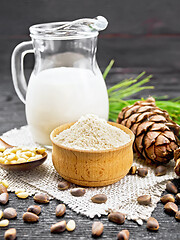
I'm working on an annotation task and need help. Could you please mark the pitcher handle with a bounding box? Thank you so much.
[11,41,34,104]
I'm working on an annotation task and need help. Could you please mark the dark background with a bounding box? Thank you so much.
[1,0,180,72]
[0,2,180,239]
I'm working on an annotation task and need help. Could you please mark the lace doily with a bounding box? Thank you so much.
[0,126,178,224]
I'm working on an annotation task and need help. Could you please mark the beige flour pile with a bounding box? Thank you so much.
[54,114,130,150]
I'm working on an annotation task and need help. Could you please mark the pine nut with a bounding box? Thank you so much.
[16,192,29,199]
[3,207,17,219]
[117,229,130,240]
[160,194,175,204]
[91,194,107,204]
[92,221,104,237]
[164,202,178,215]
[4,228,16,240]
[108,212,125,225]
[15,188,25,195]
[23,212,39,223]
[66,220,76,231]
[27,205,41,215]
[0,210,3,220]
[0,147,5,152]
[56,204,66,217]
[146,217,159,231]
[0,184,8,194]
[0,219,9,227]
[33,193,49,203]
[0,180,9,189]
[137,195,151,205]
[0,193,9,204]
[70,188,86,197]
[58,181,70,190]
[176,193,180,204]
[155,165,167,176]
[51,220,66,233]
[166,181,178,194]
[137,167,148,177]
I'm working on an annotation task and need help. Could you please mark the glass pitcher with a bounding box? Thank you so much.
[11,21,109,145]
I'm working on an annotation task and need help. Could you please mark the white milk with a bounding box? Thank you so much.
[26,67,109,145]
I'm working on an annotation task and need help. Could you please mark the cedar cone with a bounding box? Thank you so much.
[117,97,180,165]
[174,148,180,176]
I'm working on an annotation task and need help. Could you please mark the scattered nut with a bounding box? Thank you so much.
[0,184,7,194]
[15,188,25,195]
[16,192,29,199]
[70,188,86,197]
[129,166,137,175]
[58,181,70,190]
[146,217,159,231]
[166,181,178,194]
[92,221,104,237]
[164,202,178,215]
[23,212,39,223]
[137,168,148,177]
[176,193,180,204]
[4,228,16,240]
[160,194,175,204]
[33,193,49,203]
[56,204,66,217]
[51,220,66,233]
[0,193,9,205]
[108,212,125,225]
[137,195,151,205]
[27,205,41,215]
[91,194,107,204]
[0,219,9,227]
[66,220,76,232]
[117,229,130,240]
[155,165,167,176]
[3,208,17,219]
[175,211,180,221]
[0,210,3,220]
[0,180,9,188]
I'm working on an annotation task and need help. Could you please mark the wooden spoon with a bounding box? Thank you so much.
[0,138,47,171]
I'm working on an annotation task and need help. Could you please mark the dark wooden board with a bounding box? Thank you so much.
[0,70,179,239]
[0,179,179,240]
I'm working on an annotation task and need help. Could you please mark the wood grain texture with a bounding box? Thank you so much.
[51,122,134,187]
[0,70,179,239]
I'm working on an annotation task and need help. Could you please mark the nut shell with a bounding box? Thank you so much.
[27,205,41,215]
[4,228,16,240]
[70,188,86,197]
[164,202,178,215]
[108,212,125,225]
[147,217,159,231]
[3,208,17,219]
[160,194,175,204]
[33,193,49,203]
[56,204,66,217]
[166,181,178,194]
[23,212,39,223]
[92,221,104,237]
[155,165,167,176]
[117,229,130,240]
[51,220,66,233]
[91,194,107,204]
[137,195,151,205]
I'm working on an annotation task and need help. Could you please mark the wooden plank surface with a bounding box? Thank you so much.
[0,70,179,239]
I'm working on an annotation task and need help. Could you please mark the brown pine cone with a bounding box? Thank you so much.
[174,148,180,176]
[117,97,180,164]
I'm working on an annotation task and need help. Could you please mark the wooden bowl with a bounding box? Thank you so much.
[50,122,134,187]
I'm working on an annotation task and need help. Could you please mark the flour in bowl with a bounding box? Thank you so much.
[54,114,131,150]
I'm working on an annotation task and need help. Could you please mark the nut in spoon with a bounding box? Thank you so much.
[0,138,47,171]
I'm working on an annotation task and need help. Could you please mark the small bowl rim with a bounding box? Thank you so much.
[50,121,134,153]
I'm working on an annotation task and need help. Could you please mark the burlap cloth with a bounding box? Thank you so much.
[0,126,178,225]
